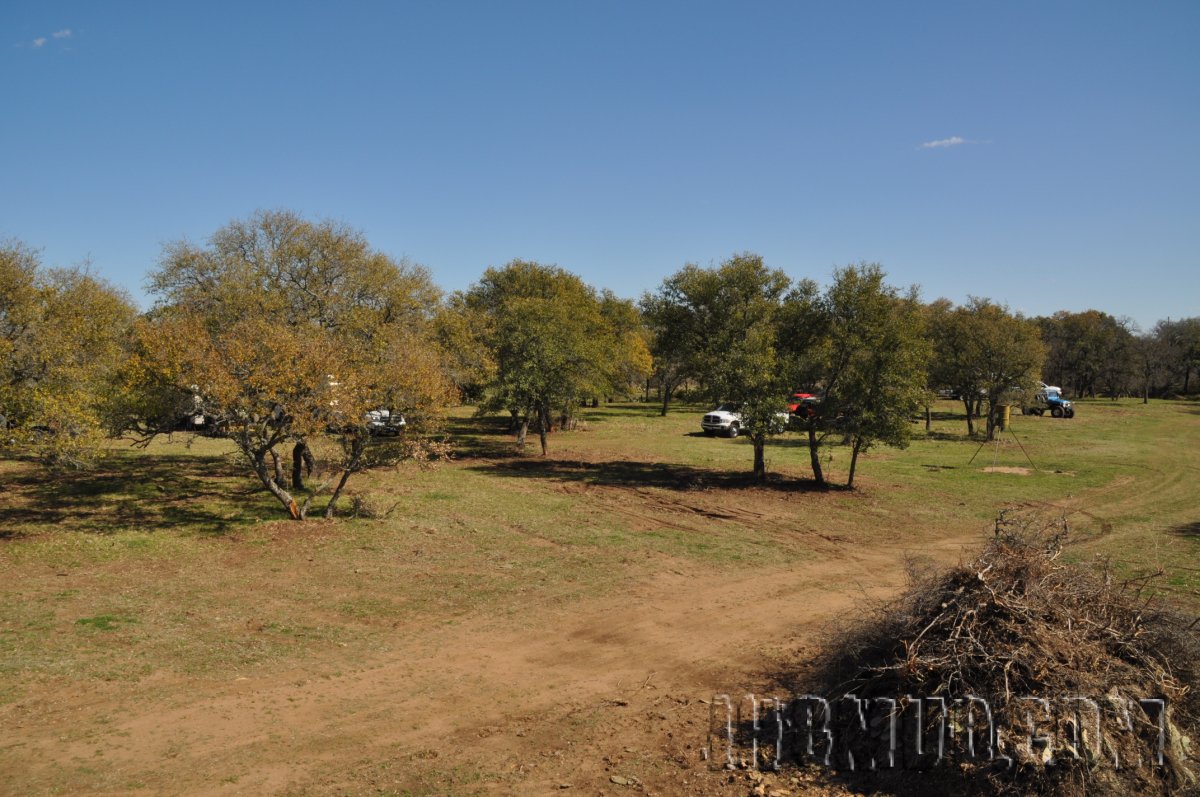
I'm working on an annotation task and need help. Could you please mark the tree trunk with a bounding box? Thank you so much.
[509,409,520,431]
[516,417,528,449]
[660,379,674,416]
[291,440,314,490]
[324,469,353,518]
[253,452,301,520]
[847,436,863,488]
[270,448,287,486]
[963,398,975,437]
[538,404,550,456]
[324,438,364,519]
[985,404,997,441]
[806,422,825,486]
[925,404,932,432]
[753,438,765,481]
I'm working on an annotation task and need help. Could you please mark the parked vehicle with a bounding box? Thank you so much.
[700,403,788,438]
[701,403,743,437]
[787,392,821,419]
[1025,383,1075,418]
[935,387,988,402]
[365,409,406,436]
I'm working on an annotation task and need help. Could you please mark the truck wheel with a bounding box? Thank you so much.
[727,422,740,438]
[1065,408,1075,418]
[1051,406,1064,418]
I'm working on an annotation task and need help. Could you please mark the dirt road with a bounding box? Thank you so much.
[6,529,977,796]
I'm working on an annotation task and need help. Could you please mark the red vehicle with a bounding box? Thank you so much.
[787,392,821,419]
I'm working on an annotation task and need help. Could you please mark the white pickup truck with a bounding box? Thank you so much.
[701,403,745,437]
[700,403,789,438]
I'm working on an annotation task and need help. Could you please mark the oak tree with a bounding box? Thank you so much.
[129,211,454,519]
[675,253,792,480]
[457,261,647,454]
[780,264,929,487]
[0,241,136,468]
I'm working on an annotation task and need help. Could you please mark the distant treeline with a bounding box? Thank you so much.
[2,211,1196,512]
[1035,311,1198,400]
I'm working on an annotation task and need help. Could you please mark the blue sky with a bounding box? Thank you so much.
[3,1,1198,329]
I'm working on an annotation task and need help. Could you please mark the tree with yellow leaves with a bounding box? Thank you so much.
[126,211,456,519]
[0,241,136,468]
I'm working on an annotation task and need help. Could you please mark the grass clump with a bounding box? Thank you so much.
[75,615,137,632]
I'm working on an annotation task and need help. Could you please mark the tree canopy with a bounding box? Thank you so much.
[779,264,929,486]
[929,298,1045,439]
[128,211,455,519]
[692,254,793,480]
[0,241,137,468]
[454,260,650,454]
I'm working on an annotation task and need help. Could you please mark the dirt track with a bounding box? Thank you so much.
[6,526,977,796]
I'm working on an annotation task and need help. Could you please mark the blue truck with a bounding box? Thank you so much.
[1025,382,1075,418]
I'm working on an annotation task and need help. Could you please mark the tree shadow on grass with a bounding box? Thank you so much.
[465,457,835,493]
[444,414,524,460]
[921,430,976,442]
[928,409,970,422]
[0,452,270,536]
[449,404,716,458]
[1169,521,1200,538]
[579,401,692,420]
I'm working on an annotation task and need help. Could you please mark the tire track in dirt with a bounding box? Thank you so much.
[555,479,852,550]
[6,534,979,796]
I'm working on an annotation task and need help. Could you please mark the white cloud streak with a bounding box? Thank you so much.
[23,29,72,48]
[921,136,967,149]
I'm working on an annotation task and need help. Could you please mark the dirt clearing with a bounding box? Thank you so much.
[4,531,975,796]
[3,399,1198,795]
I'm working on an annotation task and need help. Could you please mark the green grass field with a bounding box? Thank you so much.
[0,398,1197,794]
[2,399,1197,693]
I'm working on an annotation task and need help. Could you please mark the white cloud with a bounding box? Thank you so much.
[31,37,47,47]
[921,136,966,149]
[52,29,72,39]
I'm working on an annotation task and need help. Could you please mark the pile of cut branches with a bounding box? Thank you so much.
[811,512,1200,796]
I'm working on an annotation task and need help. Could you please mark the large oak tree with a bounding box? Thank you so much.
[128,211,455,519]
[455,260,650,454]
[654,254,792,480]
[779,264,929,487]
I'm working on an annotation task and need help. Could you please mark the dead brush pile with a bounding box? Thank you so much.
[811,513,1200,796]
